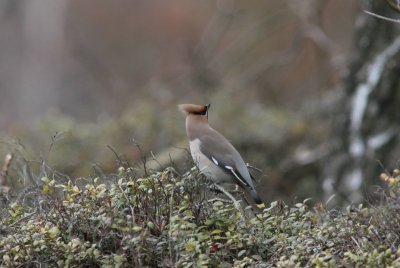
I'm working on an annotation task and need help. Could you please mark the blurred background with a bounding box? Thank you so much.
[1,0,399,205]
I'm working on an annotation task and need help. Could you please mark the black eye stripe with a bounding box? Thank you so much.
[192,110,207,115]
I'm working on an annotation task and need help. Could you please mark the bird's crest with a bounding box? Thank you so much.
[178,104,210,115]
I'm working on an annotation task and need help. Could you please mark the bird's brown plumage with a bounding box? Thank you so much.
[179,103,263,205]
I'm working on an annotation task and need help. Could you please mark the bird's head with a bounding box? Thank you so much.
[178,103,211,118]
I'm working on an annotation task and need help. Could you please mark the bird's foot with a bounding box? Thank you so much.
[208,184,223,194]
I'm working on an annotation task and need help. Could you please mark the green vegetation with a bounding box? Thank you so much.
[1,102,182,177]
[0,99,326,202]
[1,160,400,267]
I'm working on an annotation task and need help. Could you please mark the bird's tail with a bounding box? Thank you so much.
[249,188,263,205]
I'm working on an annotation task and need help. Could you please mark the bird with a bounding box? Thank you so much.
[178,103,263,205]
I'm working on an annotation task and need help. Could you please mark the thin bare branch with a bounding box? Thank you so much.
[150,151,163,170]
[387,0,400,13]
[363,10,400,23]
[132,138,148,176]
[0,153,13,190]
[107,144,128,168]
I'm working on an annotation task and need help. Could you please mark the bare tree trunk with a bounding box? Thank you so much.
[17,0,67,123]
[322,1,400,204]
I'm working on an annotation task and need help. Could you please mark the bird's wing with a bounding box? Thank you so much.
[198,131,254,190]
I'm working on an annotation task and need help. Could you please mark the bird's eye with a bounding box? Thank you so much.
[199,110,208,116]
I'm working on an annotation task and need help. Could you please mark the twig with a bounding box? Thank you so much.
[208,197,233,204]
[351,236,362,251]
[150,151,163,170]
[107,145,128,168]
[246,163,263,173]
[0,154,13,189]
[48,131,65,159]
[117,179,136,226]
[363,10,400,23]
[8,209,37,228]
[21,158,37,186]
[91,163,104,178]
[325,194,337,206]
[387,0,400,13]
[132,139,148,176]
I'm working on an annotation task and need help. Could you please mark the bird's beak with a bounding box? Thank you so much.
[205,104,210,118]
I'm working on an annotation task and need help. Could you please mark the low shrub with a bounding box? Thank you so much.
[1,166,400,267]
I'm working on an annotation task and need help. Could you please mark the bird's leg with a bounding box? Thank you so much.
[233,184,240,194]
[208,184,223,194]
[209,183,240,196]
[207,185,233,205]
[212,183,242,211]
[207,183,246,220]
